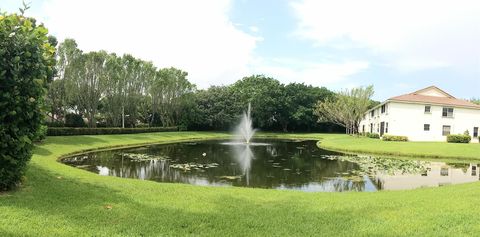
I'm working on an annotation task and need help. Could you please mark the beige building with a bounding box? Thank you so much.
[360,86,480,142]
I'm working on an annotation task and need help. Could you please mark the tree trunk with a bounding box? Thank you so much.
[122,106,125,128]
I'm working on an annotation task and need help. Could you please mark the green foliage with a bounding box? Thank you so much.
[47,127,178,136]
[382,135,408,142]
[231,75,285,130]
[45,121,65,127]
[447,134,471,143]
[0,13,55,190]
[65,113,86,127]
[315,85,374,134]
[151,67,195,127]
[49,40,342,133]
[283,83,335,131]
[33,125,48,142]
[190,86,241,130]
[363,132,380,139]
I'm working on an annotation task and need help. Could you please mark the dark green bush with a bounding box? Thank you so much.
[45,121,65,127]
[447,134,471,143]
[363,132,380,139]
[0,13,55,190]
[47,127,178,136]
[382,135,408,142]
[65,113,86,127]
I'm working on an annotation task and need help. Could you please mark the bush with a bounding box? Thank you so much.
[382,135,408,142]
[65,113,86,127]
[0,13,56,190]
[33,125,48,142]
[363,132,380,139]
[45,121,65,127]
[47,127,178,136]
[447,134,471,143]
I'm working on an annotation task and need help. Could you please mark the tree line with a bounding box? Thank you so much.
[47,39,195,128]
[46,39,351,132]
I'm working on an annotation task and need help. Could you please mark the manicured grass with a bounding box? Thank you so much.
[318,134,480,160]
[1,132,480,236]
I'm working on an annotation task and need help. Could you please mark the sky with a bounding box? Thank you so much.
[1,0,479,101]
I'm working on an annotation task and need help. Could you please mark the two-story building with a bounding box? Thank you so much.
[359,86,480,142]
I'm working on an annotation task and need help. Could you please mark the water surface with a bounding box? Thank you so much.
[62,139,480,192]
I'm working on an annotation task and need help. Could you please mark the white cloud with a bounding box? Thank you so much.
[291,0,480,72]
[31,0,260,88]
[249,26,259,33]
[251,57,369,87]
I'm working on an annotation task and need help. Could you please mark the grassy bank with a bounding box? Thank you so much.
[317,134,480,160]
[1,132,480,236]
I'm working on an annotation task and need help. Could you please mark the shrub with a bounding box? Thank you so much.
[447,134,471,143]
[363,132,380,139]
[47,127,178,136]
[65,113,86,127]
[0,13,56,190]
[33,125,48,142]
[382,135,408,142]
[45,121,65,127]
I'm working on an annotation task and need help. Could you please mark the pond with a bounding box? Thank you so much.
[62,139,480,192]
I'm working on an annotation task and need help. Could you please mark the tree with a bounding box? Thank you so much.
[471,98,480,105]
[151,67,195,127]
[315,86,374,134]
[231,75,286,130]
[190,86,241,130]
[65,51,109,127]
[45,79,67,122]
[284,83,335,131]
[0,12,56,190]
[56,39,83,118]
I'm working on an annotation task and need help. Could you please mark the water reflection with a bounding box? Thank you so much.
[232,144,254,185]
[62,139,480,192]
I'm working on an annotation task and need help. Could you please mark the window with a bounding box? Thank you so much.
[370,123,373,133]
[385,122,389,133]
[424,124,430,131]
[381,104,386,113]
[442,107,454,118]
[442,125,451,136]
[440,167,449,176]
[474,127,478,138]
[362,125,365,133]
[424,105,431,113]
[370,110,374,118]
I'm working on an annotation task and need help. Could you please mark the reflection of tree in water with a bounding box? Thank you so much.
[330,178,366,192]
[446,162,471,173]
[66,140,420,191]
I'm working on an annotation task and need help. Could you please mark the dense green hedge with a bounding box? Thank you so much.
[362,132,380,139]
[47,127,178,136]
[0,13,55,190]
[382,135,408,142]
[447,134,471,143]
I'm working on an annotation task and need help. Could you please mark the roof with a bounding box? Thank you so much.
[388,86,480,109]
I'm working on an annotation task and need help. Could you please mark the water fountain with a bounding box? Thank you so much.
[235,103,256,143]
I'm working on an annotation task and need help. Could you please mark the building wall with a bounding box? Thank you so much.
[360,102,480,142]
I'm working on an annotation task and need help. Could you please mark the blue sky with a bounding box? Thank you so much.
[2,0,479,101]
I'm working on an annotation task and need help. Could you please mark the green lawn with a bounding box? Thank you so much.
[1,132,480,236]
[319,134,480,160]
